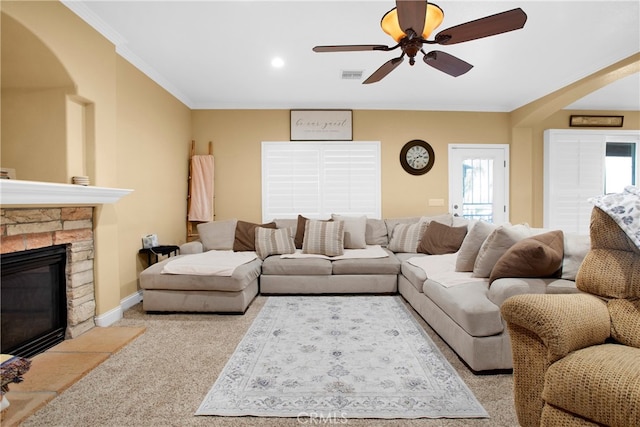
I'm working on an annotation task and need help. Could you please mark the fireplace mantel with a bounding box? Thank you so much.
[0,179,133,205]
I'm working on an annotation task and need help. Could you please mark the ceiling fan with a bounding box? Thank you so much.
[313,1,527,84]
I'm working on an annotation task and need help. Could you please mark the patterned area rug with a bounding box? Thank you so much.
[196,296,488,419]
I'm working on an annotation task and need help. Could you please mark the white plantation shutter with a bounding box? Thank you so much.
[262,141,381,222]
[543,129,639,234]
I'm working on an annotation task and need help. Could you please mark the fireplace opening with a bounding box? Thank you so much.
[1,244,68,358]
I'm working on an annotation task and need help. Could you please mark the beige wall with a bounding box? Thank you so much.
[1,1,190,315]
[192,110,511,222]
[116,57,191,298]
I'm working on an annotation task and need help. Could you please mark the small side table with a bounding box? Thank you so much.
[139,245,180,265]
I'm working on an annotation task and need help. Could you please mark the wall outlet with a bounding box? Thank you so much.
[428,198,445,207]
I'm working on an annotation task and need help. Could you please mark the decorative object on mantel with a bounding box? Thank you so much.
[290,110,353,141]
[313,0,527,83]
[72,176,90,186]
[569,115,624,127]
[0,168,16,180]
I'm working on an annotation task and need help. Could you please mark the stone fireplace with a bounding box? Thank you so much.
[1,207,97,339]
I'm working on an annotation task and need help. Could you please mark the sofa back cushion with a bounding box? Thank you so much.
[365,218,389,246]
[560,233,591,280]
[197,219,237,251]
[331,214,367,249]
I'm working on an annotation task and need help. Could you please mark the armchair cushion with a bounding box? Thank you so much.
[608,299,640,348]
[543,344,640,427]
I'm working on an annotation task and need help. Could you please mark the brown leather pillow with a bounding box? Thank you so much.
[489,230,564,284]
[417,221,468,255]
[233,220,276,251]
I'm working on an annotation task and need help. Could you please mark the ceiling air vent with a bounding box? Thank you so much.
[341,70,363,80]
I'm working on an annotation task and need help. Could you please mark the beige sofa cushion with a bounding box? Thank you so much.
[197,219,237,251]
[261,256,332,275]
[365,218,389,246]
[332,249,400,275]
[140,255,261,292]
[331,214,367,249]
[422,280,503,337]
[455,221,497,272]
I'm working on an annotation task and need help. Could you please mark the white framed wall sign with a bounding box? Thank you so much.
[290,110,352,141]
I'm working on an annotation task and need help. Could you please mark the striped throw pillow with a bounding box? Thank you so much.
[255,227,296,260]
[387,222,427,253]
[302,220,345,256]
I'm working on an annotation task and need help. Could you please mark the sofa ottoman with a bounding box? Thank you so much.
[139,255,261,313]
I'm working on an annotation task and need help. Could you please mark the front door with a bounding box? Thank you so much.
[448,144,509,224]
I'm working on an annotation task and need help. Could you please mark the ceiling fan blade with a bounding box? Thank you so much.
[313,44,389,53]
[396,0,427,37]
[363,56,405,84]
[423,50,473,77]
[434,8,527,45]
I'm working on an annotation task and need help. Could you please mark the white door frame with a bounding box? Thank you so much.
[448,144,510,224]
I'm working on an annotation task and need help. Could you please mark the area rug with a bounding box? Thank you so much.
[196,295,488,419]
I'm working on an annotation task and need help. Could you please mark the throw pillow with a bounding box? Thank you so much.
[233,220,277,252]
[254,227,296,260]
[302,219,345,256]
[489,230,564,284]
[331,214,367,249]
[417,221,468,255]
[197,219,238,251]
[472,224,532,278]
[295,215,333,249]
[455,221,497,272]
[387,221,427,253]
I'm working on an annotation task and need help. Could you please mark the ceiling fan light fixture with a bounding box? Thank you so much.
[381,2,444,42]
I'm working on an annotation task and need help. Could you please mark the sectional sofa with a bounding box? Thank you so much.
[139,213,589,372]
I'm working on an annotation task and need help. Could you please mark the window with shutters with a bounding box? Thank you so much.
[544,129,639,234]
[261,141,381,223]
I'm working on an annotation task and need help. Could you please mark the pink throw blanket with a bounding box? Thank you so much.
[188,155,214,221]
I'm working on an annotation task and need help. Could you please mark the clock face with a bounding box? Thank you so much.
[406,145,430,169]
[400,140,435,175]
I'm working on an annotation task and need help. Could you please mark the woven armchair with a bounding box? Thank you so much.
[501,205,640,427]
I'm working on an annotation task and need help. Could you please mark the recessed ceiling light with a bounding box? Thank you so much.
[271,57,285,68]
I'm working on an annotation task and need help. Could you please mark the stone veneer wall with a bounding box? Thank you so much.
[1,207,96,338]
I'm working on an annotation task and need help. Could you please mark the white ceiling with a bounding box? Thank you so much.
[64,0,640,112]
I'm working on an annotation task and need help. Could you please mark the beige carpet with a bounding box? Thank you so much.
[21,296,518,426]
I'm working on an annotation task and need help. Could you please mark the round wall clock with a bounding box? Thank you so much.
[400,139,435,175]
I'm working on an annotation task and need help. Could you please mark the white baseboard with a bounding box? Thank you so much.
[94,290,143,327]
